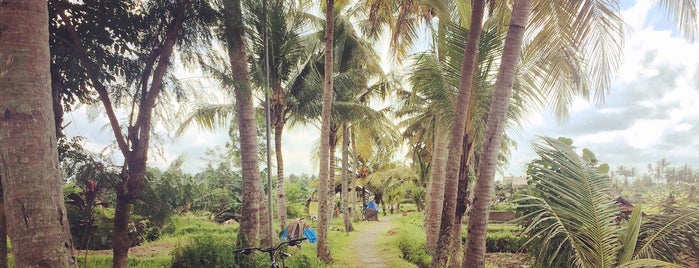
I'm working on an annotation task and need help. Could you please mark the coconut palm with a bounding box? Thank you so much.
[0,1,76,266]
[361,166,418,212]
[517,137,699,268]
[244,0,317,228]
[463,1,531,266]
[316,0,337,261]
[219,0,269,248]
[398,17,529,258]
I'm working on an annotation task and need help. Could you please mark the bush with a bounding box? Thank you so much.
[283,250,326,268]
[286,202,306,219]
[485,231,524,253]
[170,235,238,268]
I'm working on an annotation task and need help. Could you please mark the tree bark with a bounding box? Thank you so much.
[223,0,264,247]
[430,0,485,266]
[464,0,530,267]
[274,112,287,228]
[350,132,362,221]
[0,197,6,268]
[341,124,354,232]
[316,0,335,262]
[111,190,132,268]
[0,1,77,266]
[425,130,447,254]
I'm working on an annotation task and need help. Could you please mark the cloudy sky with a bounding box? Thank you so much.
[64,0,699,178]
[504,1,699,176]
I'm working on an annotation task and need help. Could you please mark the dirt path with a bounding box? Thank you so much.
[346,214,399,268]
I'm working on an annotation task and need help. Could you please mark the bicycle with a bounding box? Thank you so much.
[233,238,307,268]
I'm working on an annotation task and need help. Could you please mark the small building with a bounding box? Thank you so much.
[614,196,635,221]
[502,176,528,190]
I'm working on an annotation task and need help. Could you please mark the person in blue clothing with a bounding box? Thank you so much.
[280,218,317,244]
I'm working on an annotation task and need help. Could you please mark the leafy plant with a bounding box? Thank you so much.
[170,235,238,268]
[516,137,699,268]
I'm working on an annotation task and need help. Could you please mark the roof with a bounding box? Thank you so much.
[614,197,635,212]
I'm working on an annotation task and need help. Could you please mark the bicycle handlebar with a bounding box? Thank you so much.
[233,238,307,255]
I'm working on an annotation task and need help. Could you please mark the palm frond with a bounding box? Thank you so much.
[634,206,699,265]
[655,0,698,42]
[175,103,236,137]
[517,137,621,268]
[619,205,642,264]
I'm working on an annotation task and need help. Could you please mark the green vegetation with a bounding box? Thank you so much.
[515,137,699,267]
[77,256,171,268]
[392,214,431,267]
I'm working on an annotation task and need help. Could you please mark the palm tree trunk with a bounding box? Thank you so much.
[425,130,448,254]
[259,191,273,246]
[0,200,5,268]
[351,133,362,221]
[329,126,339,221]
[430,0,486,266]
[341,124,355,232]
[274,118,288,228]
[223,0,264,247]
[464,0,531,266]
[0,1,76,266]
[316,0,335,262]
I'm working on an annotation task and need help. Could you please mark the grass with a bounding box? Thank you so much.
[56,210,529,268]
[292,213,418,268]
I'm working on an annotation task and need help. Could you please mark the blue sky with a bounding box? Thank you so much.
[64,1,699,178]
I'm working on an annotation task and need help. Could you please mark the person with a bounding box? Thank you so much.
[280,218,317,243]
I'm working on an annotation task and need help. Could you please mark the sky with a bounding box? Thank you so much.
[64,1,699,178]
[503,1,699,177]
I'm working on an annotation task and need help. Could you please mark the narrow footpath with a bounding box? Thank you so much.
[346,214,398,268]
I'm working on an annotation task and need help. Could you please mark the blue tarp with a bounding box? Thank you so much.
[280,219,317,244]
[365,201,379,211]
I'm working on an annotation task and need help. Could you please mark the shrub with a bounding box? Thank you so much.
[286,202,306,219]
[284,251,326,268]
[170,235,238,268]
[485,231,524,253]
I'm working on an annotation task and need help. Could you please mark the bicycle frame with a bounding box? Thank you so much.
[234,238,307,268]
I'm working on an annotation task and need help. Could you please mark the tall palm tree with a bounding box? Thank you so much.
[221,0,267,248]
[340,123,355,232]
[245,0,315,228]
[0,0,76,266]
[517,137,699,268]
[316,0,336,261]
[464,1,530,266]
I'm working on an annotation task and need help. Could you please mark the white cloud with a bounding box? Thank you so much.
[505,0,699,175]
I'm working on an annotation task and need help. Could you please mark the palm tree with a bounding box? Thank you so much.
[361,166,418,212]
[221,0,267,248]
[245,0,315,229]
[517,137,699,268]
[340,123,354,231]
[316,0,336,261]
[463,1,530,266]
[0,0,76,266]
